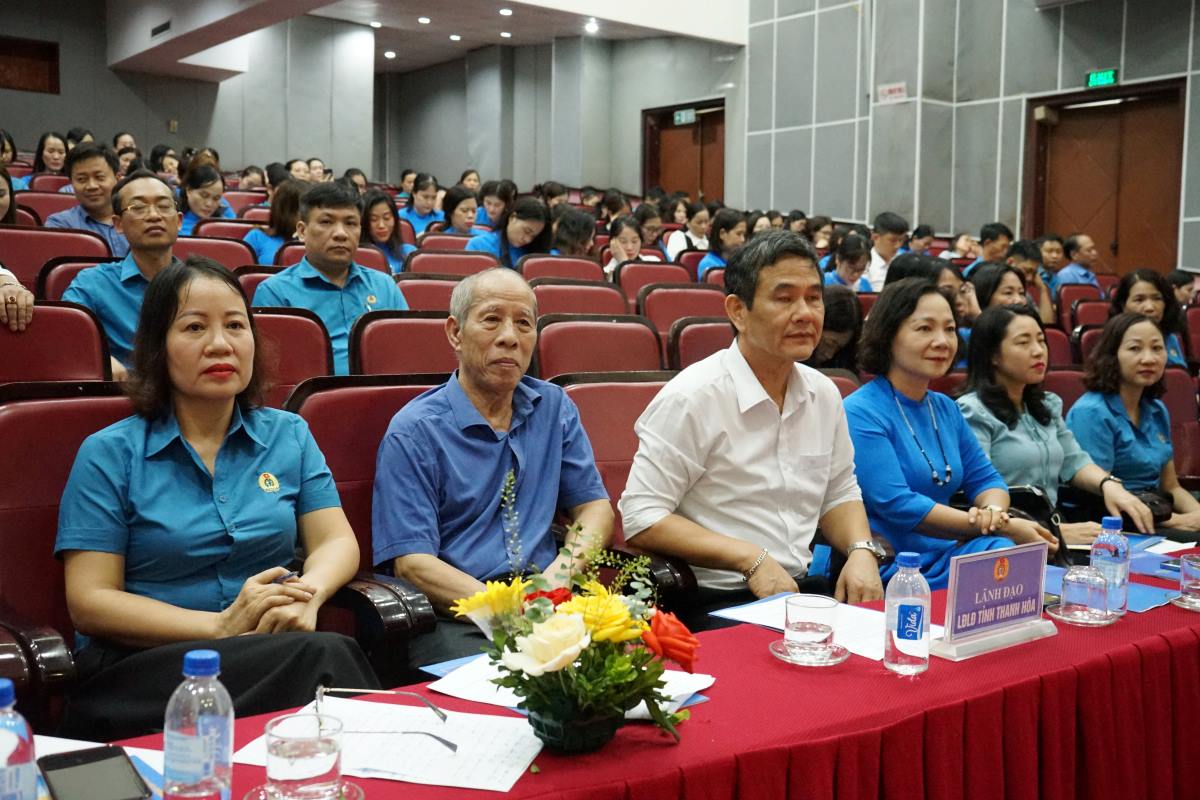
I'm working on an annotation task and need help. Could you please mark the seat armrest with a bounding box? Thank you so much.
[0,601,76,691]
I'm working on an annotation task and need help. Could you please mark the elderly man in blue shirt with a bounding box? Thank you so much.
[62,169,182,380]
[44,143,129,258]
[1054,233,1101,289]
[253,182,407,375]
[372,267,614,667]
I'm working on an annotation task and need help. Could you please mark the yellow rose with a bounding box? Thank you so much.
[450,577,530,640]
[500,613,590,676]
[557,592,646,643]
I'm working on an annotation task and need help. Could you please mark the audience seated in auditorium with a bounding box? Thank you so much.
[286,158,311,181]
[620,231,884,630]
[475,179,516,228]
[372,268,613,665]
[599,188,630,224]
[116,147,141,178]
[0,166,17,224]
[804,215,833,251]
[746,211,772,238]
[253,182,407,375]
[112,132,136,151]
[63,170,184,379]
[550,207,596,256]
[439,184,478,236]
[604,214,658,279]
[957,304,1152,545]
[44,143,129,258]
[661,197,688,228]
[1109,269,1187,368]
[785,208,807,232]
[244,179,307,265]
[1054,233,1101,288]
[537,181,569,208]
[938,231,978,261]
[697,208,747,280]
[633,202,664,257]
[66,128,93,149]
[239,165,266,190]
[343,167,368,194]
[805,284,861,371]
[397,168,417,198]
[1066,313,1200,536]
[459,168,481,192]
[823,231,872,293]
[397,173,445,235]
[360,189,413,272]
[0,264,34,332]
[1005,239,1055,324]
[55,256,378,741]
[148,145,179,182]
[177,165,230,236]
[307,158,327,183]
[1166,269,1194,307]
[11,131,68,190]
[466,197,551,268]
[866,211,909,290]
[903,224,935,257]
[963,222,1014,278]
[0,130,16,165]
[844,278,1057,589]
[665,201,710,261]
[969,262,1028,313]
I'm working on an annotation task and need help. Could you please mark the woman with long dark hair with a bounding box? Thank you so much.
[1109,268,1187,368]
[361,189,414,273]
[243,179,307,264]
[465,197,552,268]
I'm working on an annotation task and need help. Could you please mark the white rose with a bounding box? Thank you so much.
[500,613,590,677]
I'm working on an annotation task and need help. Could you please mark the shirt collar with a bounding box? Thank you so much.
[722,340,813,417]
[119,252,182,284]
[446,371,540,434]
[1101,392,1161,427]
[145,404,264,457]
[296,256,364,287]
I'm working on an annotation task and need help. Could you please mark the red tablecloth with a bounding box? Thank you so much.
[124,575,1200,800]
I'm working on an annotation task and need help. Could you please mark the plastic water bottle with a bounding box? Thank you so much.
[884,551,931,675]
[1090,515,1130,616]
[164,650,233,800]
[0,678,36,800]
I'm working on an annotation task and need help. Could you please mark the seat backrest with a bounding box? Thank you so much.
[14,207,39,227]
[1073,299,1110,329]
[173,236,256,270]
[667,316,734,369]
[0,225,110,288]
[616,262,690,304]
[397,219,417,247]
[222,191,268,215]
[1042,369,1086,413]
[535,314,662,379]
[284,377,443,570]
[6,164,32,179]
[36,256,108,301]
[676,250,707,281]
[0,384,133,643]
[561,375,673,544]
[0,303,110,382]
[531,279,628,316]
[349,311,459,375]
[403,249,500,276]
[252,308,334,408]
[417,233,472,250]
[1160,368,1197,434]
[13,191,77,222]
[241,206,271,223]
[1058,284,1102,331]
[820,368,862,399]
[1095,273,1120,297]
[192,219,258,239]
[1045,328,1073,368]
[233,265,283,299]
[518,255,605,282]
[28,175,70,192]
[930,371,966,396]
[704,268,725,287]
[638,283,727,339]
[856,292,879,319]
[1077,326,1104,363]
[393,274,460,311]
[1186,306,1200,361]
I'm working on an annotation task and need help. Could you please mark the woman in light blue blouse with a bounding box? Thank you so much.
[1066,312,1200,533]
[957,305,1153,543]
[177,165,230,236]
[55,256,377,739]
[397,172,444,235]
[361,189,414,272]
[440,184,479,236]
[845,279,1057,588]
[465,197,551,268]
[242,178,306,265]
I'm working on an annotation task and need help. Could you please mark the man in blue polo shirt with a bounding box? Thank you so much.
[372,268,614,667]
[1054,233,1102,289]
[44,143,129,258]
[252,182,407,374]
[62,170,181,380]
[961,222,1013,279]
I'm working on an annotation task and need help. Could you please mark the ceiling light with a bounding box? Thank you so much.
[500,31,512,38]
[383,50,396,59]
[369,21,381,28]
[499,8,513,15]
[449,34,462,41]
[584,18,599,34]
[417,16,431,24]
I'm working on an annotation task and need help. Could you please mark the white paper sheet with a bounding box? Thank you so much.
[426,655,714,719]
[233,696,541,793]
[710,595,944,661]
[1146,539,1191,555]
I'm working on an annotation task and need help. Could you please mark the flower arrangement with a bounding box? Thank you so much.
[451,546,700,748]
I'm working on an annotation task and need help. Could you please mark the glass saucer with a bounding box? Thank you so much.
[769,639,850,666]
[1169,595,1200,612]
[243,780,364,800]
[1044,603,1118,627]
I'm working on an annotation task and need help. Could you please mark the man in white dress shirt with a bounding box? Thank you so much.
[865,211,909,291]
[619,230,885,626]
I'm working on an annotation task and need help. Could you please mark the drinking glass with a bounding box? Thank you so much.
[1177,554,1200,611]
[783,594,838,663]
[264,714,345,800]
[1055,565,1110,625]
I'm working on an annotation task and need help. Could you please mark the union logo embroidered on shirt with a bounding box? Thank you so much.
[366,294,378,305]
[258,472,280,493]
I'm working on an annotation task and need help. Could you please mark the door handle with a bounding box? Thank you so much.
[1110,240,1118,256]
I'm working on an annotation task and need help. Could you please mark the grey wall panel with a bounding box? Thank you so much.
[1060,0,1123,90]
[952,101,1000,234]
[918,101,953,232]
[285,16,335,163]
[237,26,287,169]
[387,60,468,184]
[922,0,957,103]
[875,0,919,92]
[815,5,861,123]
[779,0,816,15]
[746,133,774,209]
[813,122,856,219]
[466,47,506,182]
[869,101,918,221]
[773,128,813,211]
[328,22,375,175]
[1124,0,1189,80]
[1003,0,1061,96]
[997,98,1023,230]
[1186,78,1200,218]
[579,37,613,187]
[751,0,775,23]
[954,0,1003,101]
[775,15,816,128]
[551,37,583,185]
[856,120,869,219]
[1182,220,1200,269]
[748,24,776,131]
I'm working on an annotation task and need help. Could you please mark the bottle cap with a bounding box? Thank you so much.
[896,551,920,569]
[0,678,12,707]
[182,649,220,677]
[1101,516,1123,531]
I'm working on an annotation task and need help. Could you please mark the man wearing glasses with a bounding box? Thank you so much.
[63,170,183,380]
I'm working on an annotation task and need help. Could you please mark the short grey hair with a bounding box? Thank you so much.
[448,267,537,324]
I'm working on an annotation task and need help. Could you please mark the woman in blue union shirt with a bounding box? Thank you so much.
[466,197,552,268]
[1108,269,1188,368]
[361,189,414,272]
[242,178,306,265]
[54,257,377,739]
[397,172,445,235]
[844,279,1058,588]
[696,208,747,280]
[177,164,232,236]
[1066,312,1200,533]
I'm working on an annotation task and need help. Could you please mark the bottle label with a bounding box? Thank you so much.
[0,763,37,800]
[896,604,924,640]
[165,717,228,787]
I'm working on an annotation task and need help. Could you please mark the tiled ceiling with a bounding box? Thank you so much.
[309,0,662,72]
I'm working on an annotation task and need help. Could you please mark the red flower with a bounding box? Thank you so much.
[642,611,700,672]
[525,588,573,607]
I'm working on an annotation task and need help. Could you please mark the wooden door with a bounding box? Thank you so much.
[642,104,725,201]
[1115,95,1183,272]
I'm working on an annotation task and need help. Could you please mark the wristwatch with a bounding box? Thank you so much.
[846,540,887,562]
[1099,474,1123,493]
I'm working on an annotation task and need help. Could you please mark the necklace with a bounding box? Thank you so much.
[891,384,953,486]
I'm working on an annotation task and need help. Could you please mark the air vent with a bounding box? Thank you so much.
[151,20,171,37]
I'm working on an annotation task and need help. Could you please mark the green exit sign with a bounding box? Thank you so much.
[1087,68,1118,88]
[673,108,696,125]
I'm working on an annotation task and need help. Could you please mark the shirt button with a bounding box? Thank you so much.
[219,495,228,503]
[228,524,237,532]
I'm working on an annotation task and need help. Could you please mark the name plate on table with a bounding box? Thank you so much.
[930,541,1057,661]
